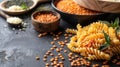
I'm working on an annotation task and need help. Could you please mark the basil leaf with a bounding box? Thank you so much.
[103,31,111,44]
[99,31,111,50]
[98,20,110,26]
[99,43,109,50]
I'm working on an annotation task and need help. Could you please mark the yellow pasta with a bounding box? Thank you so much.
[66,21,120,60]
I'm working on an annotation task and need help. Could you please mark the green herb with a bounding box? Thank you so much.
[21,2,28,10]
[99,31,111,50]
[110,18,119,29]
[99,18,120,29]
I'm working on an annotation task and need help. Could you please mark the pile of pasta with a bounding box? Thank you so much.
[66,21,120,60]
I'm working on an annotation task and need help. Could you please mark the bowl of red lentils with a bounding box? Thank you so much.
[31,10,61,32]
[52,0,108,25]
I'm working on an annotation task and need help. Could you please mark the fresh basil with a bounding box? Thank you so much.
[99,31,111,50]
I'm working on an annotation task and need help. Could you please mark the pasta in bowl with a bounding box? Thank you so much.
[66,18,120,60]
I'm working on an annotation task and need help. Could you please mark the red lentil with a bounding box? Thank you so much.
[35,12,58,23]
[56,0,100,15]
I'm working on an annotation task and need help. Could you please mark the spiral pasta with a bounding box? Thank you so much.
[67,21,120,60]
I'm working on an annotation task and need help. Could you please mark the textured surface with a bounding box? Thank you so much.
[0,1,120,67]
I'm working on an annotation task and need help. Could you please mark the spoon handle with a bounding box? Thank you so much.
[0,11,10,19]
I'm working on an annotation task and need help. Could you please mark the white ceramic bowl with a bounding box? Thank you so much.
[74,0,120,13]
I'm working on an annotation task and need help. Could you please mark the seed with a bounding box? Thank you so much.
[46,63,50,66]
[46,52,50,55]
[64,34,68,37]
[61,45,64,48]
[68,58,72,62]
[38,34,42,37]
[53,45,57,48]
[51,41,55,45]
[58,32,62,35]
[60,48,63,51]
[75,55,79,58]
[58,53,62,56]
[43,58,47,62]
[55,58,58,61]
[44,55,47,58]
[64,50,67,53]
[53,38,57,41]
[56,64,60,66]
[56,48,60,52]
[50,53,54,56]
[36,56,40,60]
[55,56,59,59]
[59,55,63,58]
[51,63,54,66]
[65,37,68,39]
[61,57,65,61]
[59,61,63,64]
[42,32,47,36]
[103,61,108,64]
[50,47,54,50]
[50,58,55,62]
[68,34,72,37]
[64,40,68,43]
[53,61,57,65]
[47,50,51,54]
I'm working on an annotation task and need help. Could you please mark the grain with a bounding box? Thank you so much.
[56,0,100,15]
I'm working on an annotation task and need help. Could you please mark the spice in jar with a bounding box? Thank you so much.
[56,0,100,15]
[34,12,58,23]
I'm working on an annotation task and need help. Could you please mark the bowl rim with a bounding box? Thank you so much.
[31,10,61,24]
[51,0,104,16]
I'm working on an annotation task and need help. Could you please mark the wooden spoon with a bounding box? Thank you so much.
[0,0,51,15]
[0,11,23,27]
[74,0,120,13]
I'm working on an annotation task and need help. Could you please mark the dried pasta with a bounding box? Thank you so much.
[67,21,120,60]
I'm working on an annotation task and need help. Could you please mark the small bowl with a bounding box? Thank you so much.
[51,0,108,25]
[31,10,61,32]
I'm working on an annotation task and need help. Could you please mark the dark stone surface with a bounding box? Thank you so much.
[0,1,120,67]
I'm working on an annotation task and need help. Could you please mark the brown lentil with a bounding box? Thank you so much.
[44,55,47,58]
[46,63,50,66]
[35,56,40,60]
[56,0,100,15]
[50,53,54,56]
[56,48,60,52]
[38,34,43,38]
[51,41,55,45]
[43,58,47,62]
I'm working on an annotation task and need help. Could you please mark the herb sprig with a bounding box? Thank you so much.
[99,31,111,50]
[21,2,28,10]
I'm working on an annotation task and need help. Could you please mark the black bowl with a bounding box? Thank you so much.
[51,0,109,26]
